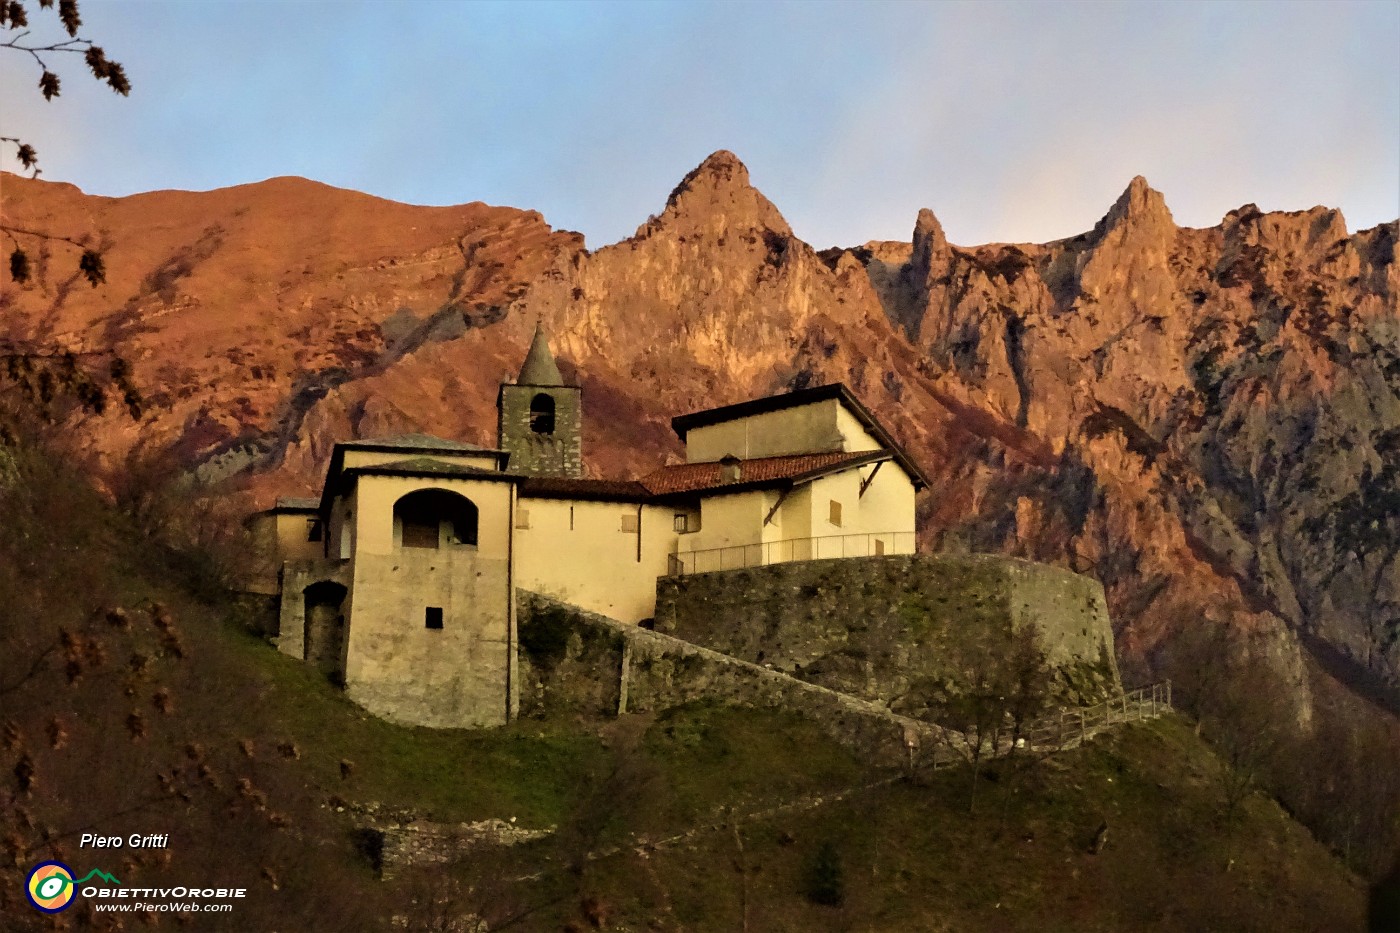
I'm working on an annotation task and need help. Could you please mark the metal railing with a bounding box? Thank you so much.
[1019,680,1173,750]
[916,681,1175,769]
[667,531,917,576]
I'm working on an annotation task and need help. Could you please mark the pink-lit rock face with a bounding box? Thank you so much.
[3,152,1397,708]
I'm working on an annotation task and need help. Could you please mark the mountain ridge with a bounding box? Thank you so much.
[3,153,1397,723]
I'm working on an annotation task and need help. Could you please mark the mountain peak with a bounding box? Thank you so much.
[663,150,754,209]
[1096,175,1174,237]
[913,208,949,252]
[911,207,952,285]
[636,150,791,241]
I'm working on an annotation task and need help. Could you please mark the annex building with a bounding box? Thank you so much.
[252,327,928,728]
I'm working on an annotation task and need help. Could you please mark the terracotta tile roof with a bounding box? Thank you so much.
[519,477,651,501]
[637,451,886,496]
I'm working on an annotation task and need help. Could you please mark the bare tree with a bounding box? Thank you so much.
[3,0,129,287]
[923,621,1052,813]
[1163,624,1287,824]
[2,2,140,433]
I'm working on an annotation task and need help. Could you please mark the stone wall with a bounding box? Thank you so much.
[275,558,352,660]
[344,549,511,728]
[498,384,582,477]
[652,554,1121,710]
[367,818,552,880]
[517,592,945,769]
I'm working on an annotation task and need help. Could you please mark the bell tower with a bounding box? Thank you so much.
[497,324,582,477]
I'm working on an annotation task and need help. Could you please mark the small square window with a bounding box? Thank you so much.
[307,519,322,542]
[621,513,639,533]
[425,607,443,630]
[874,538,885,556]
[515,508,531,530]
[673,514,689,533]
[829,500,842,527]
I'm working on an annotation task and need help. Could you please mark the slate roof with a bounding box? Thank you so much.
[343,457,520,481]
[338,433,502,455]
[272,497,321,512]
[516,323,566,386]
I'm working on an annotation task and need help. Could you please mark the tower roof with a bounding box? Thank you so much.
[517,324,564,386]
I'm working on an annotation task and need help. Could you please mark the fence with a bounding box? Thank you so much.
[915,681,1174,770]
[668,531,917,576]
[1021,680,1173,749]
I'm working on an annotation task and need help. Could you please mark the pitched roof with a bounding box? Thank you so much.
[516,323,565,386]
[339,433,502,455]
[272,497,320,512]
[637,450,887,496]
[343,457,520,481]
[669,382,930,489]
[519,477,651,502]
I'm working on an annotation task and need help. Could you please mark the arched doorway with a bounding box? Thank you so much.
[303,581,348,681]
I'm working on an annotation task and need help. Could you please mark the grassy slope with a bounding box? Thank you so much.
[515,711,1364,933]
[0,443,1366,931]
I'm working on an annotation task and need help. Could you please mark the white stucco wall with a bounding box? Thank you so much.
[339,473,517,727]
[513,497,680,623]
[684,399,844,461]
[683,398,888,462]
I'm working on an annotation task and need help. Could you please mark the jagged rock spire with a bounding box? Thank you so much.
[1093,176,1175,241]
[635,150,793,241]
[517,322,564,386]
[911,208,951,274]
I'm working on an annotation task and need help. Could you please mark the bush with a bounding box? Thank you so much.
[804,839,845,907]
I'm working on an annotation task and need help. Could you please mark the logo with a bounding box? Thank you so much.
[25,862,121,913]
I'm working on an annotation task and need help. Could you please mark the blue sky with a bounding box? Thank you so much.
[3,0,1397,250]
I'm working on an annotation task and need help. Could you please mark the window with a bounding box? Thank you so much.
[829,499,842,527]
[306,519,322,542]
[674,513,688,533]
[529,393,555,435]
[621,513,639,533]
[425,607,443,629]
[515,508,531,530]
[874,538,885,556]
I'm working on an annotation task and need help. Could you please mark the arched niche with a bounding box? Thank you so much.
[393,488,479,550]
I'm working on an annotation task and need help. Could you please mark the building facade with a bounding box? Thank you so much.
[254,327,928,728]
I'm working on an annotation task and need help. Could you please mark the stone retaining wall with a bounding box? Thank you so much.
[517,591,943,768]
[367,818,552,879]
[652,554,1121,708]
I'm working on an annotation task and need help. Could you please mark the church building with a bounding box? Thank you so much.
[252,327,928,728]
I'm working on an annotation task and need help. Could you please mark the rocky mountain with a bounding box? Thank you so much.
[2,153,1397,719]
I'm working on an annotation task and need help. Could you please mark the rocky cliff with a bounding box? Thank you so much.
[2,153,1397,712]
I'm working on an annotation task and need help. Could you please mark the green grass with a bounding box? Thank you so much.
[541,716,1365,933]
[0,441,1370,931]
[214,622,609,826]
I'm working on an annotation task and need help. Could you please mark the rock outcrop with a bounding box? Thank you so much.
[2,155,1396,713]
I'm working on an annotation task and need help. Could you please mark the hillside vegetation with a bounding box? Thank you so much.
[0,440,1370,930]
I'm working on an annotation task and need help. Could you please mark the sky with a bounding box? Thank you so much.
[2,0,1397,250]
